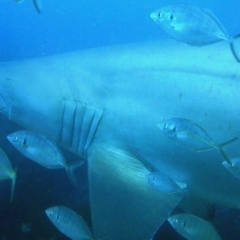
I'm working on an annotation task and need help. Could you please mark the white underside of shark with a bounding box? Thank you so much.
[1,40,240,239]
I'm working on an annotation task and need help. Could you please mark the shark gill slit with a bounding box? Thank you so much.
[59,99,104,158]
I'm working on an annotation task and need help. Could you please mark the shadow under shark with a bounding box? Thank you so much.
[0,40,240,239]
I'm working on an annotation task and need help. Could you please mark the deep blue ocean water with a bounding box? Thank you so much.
[1,0,240,239]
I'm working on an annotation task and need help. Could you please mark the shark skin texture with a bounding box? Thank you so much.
[0,40,240,239]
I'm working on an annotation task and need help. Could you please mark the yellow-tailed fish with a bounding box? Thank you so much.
[0,148,16,201]
[150,4,240,62]
[45,206,94,240]
[157,118,237,164]
[147,172,186,194]
[7,130,83,186]
[168,213,222,240]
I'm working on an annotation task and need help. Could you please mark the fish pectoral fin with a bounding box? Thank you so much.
[88,146,183,240]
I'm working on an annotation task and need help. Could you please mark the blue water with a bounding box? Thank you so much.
[1,0,240,239]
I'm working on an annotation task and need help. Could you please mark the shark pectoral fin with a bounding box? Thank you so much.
[88,147,183,240]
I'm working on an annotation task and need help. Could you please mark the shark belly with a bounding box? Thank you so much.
[1,40,240,239]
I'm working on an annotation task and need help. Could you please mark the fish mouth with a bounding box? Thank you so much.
[150,12,157,20]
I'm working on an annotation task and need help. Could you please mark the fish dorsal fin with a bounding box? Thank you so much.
[88,146,183,240]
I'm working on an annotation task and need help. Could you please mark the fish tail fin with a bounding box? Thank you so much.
[230,34,240,62]
[217,137,238,164]
[196,137,237,164]
[218,148,232,165]
[219,137,238,147]
[10,168,17,202]
[32,0,42,14]
[66,161,85,187]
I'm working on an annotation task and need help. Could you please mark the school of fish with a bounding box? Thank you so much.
[1,2,240,240]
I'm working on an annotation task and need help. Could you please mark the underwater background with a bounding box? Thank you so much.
[0,0,240,239]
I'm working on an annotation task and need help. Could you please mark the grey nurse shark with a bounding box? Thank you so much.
[1,40,240,239]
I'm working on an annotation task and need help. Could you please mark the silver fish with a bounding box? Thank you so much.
[7,130,83,186]
[150,4,240,62]
[157,118,237,164]
[0,148,16,201]
[45,206,94,240]
[168,213,222,240]
[7,130,68,169]
[147,172,186,194]
[222,158,240,180]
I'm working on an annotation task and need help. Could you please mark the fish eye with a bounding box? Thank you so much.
[163,122,168,129]
[13,136,18,142]
[173,218,178,223]
[157,11,162,19]
[170,15,173,20]
[49,210,54,216]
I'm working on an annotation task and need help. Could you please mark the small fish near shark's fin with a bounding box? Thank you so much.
[88,147,183,240]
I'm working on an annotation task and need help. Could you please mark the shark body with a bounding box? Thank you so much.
[1,40,240,239]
